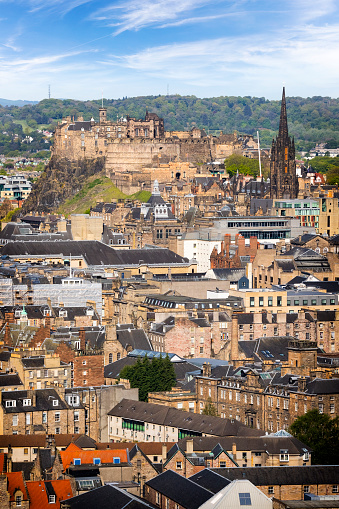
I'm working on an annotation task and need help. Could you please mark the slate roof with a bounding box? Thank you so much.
[291,234,318,245]
[189,469,231,493]
[2,241,189,267]
[145,470,213,509]
[109,399,262,437]
[12,461,34,480]
[61,484,153,509]
[116,326,152,351]
[1,389,73,413]
[0,434,82,448]
[179,435,311,456]
[212,465,339,486]
[0,373,23,387]
[239,336,291,363]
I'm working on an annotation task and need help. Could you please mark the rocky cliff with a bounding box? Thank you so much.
[22,156,105,214]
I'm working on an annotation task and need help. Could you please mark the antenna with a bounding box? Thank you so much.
[48,85,51,99]
[257,130,262,178]
[101,90,104,108]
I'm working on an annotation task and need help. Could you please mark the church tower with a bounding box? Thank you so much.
[270,88,298,199]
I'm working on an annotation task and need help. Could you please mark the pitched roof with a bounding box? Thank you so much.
[60,443,128,470]
[212,465,339,485]
[145,470,213,509]
[5,471,29,501]
[109,399,262,437]
[26,479,74,508]
[0,434,82,448]
[2,241,189,267]
[189,469,231,493]
[61,484,154,509]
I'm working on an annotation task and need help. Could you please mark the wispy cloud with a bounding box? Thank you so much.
[91,0,215,34]
[101,23,339,94]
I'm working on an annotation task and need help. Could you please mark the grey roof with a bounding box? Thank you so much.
[145,470,213,509]
[1,388,77,413]
[0,373,23,387]
[212,465,339,486]
[179,435,311,456]
[239,336,291,363]
[116,326,152,351]
[61,484,153,509]
[2,241,189,267]
[189,469,231,493]
[109,399,262,437]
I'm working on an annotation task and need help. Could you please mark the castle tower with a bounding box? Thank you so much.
[99,107,107,124]
[270,88,298,199]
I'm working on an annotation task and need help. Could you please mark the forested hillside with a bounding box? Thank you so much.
[1,94,339,154]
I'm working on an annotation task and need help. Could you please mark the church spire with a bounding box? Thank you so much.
[278,87,288,138]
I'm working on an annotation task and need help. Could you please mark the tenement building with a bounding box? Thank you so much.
[196,340,339,432]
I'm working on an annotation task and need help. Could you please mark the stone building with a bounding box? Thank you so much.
[270,88,298,199]
[210,234,258,269]
[0,388,86,436]
[196,340,339,432]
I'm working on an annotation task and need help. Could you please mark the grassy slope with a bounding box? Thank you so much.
[58,174,151,215]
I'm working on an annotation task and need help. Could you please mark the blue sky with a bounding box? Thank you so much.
[0,0,339,101]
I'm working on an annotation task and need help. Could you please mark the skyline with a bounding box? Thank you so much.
[1,0,339,101]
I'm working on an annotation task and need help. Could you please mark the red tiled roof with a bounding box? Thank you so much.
[6,472,28,501]
[60,443,128,470]
[26,480,74,509]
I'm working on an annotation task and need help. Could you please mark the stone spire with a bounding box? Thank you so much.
[278,87,288,139]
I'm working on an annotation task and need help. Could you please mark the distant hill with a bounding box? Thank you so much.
[1,94,339,153]
[0,98,39,107]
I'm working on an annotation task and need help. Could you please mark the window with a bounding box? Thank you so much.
[113,457,120,464]
[220,461,226,467]
[5,400,16,408]
[259,297,264,307]
[239,493,252,505]
[250,297,255,307]
[280,449,289,461]
[303,486,310,493]
[42,412,47,424]
[156,492,160,505]
[333,486,339,493]
[176,461,182,469]
[268,487,274,494]
[53,400,58,407]
[13,415,18,426]
[23,399,31,406]
[55,427,60,434]
[26,414,30,425]
[49,495,56,504]
[16,495,22,506]
[74,458,81,465]
[55,413,60,422]
[74,411,79,421]
[93,458,101,465]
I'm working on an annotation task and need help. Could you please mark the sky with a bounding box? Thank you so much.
[0,0,339,101]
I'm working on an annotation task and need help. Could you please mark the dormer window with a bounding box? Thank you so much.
[73,458,81,465]
[43,308,50,317]
[23,399,31,406]
[93,458,101,465]
[59,310,67,317]
[86,308,94,316]
[15,310,22,318]
[5,400,16,408]
[48,495,56,504]
[53,400,59,407]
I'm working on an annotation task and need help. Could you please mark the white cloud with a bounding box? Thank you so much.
[91,0,215,34]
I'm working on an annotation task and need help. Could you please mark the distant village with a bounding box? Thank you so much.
[0,89,338,509]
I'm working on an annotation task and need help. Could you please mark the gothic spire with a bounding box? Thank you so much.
[278,87,288,139]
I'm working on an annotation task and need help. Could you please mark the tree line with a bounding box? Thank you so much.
[1,94,339,152]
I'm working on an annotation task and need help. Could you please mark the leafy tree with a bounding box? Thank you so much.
[224,154,260,177]
[325,166,339,185]
[289,409,339,464]
[202,397,218,416]
[119,355,176,402]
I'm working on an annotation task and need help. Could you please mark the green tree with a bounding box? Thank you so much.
[202,398,218,416]
[119,355,176,402]
[289,409,339,464]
